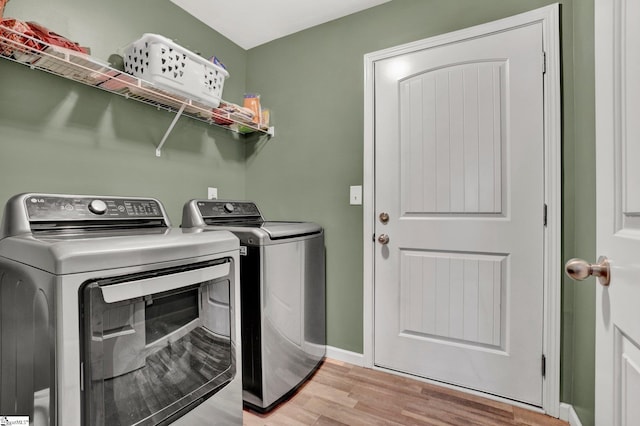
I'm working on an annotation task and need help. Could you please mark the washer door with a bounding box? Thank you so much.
[80,258,236,426]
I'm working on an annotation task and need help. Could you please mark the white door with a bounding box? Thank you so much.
[587,0,640,424]
[374,22,546,405]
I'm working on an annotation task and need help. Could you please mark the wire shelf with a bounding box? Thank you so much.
[0,25,274,155]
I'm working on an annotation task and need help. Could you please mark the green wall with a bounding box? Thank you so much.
[562,1,597,423]
[244,0,595,424]
[0,0,596,424]
[0,0,249,222]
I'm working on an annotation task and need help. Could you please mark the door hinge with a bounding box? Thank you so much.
[543,51,547,74]
[541,354,546,377]
[543,204,548,227]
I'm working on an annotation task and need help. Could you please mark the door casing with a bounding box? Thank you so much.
[363,3,562,415]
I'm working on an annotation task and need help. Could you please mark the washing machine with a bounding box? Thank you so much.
[0,193,243,426]
[181,199,326,413]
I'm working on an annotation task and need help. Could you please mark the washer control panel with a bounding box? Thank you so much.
[196,200,262,220]
[26,195,164,220]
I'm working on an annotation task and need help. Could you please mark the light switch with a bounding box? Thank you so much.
[207,187,218,200]
[350,185,362,205]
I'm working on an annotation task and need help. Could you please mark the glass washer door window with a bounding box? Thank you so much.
[80,258,235,426]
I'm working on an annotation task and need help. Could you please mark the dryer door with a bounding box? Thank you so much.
[80,258,236,426]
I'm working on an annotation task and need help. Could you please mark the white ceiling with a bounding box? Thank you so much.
[170,0,391,50]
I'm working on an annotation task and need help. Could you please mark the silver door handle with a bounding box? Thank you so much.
[378,234,390,245]
[100,262,231,303]
[565,256,610,287]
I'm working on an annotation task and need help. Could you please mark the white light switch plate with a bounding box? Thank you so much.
[350,185,362,205]
[207,187,218,200]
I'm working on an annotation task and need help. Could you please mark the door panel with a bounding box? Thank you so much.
[617,331,640,425]
[374,22,544,405]
[400,251,505,348]
[401,61,504,215]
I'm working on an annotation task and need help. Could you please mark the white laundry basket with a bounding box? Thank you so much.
[123,33,229,107]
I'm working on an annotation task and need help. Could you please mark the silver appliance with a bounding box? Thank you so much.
[0,193,243,425]
[181,200,325,412]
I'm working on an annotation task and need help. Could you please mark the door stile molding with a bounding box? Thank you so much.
[363,3,561,416]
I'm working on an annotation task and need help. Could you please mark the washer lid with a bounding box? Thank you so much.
[181,199,323,242]
[260,221,322,240]
[0,228,239,274]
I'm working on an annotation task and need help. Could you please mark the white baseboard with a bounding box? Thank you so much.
[559,403,583,426]
[325,346,365,367]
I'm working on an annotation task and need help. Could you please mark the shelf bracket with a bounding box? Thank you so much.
[156,102,187,157]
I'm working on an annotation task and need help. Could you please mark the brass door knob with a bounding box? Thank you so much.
[379,212,389,224]
[565,256,610,286]
[378,234,390,245]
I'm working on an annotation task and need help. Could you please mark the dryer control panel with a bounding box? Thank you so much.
[1,193,170,240]
[26,195,164,220]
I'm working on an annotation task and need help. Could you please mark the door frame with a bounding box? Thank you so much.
[362,4,562,416]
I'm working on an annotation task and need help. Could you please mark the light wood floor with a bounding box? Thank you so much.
[243,358,568,426]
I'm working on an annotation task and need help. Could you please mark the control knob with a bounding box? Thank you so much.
[88,199,108,215]
[224,203,235,213]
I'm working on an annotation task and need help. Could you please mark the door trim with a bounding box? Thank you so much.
[363,3,561,415]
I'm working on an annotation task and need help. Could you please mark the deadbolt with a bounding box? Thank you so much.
[379,212,389,224]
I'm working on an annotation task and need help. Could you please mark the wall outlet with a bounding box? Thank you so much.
[350,185,362,205]
[207,187,218,200]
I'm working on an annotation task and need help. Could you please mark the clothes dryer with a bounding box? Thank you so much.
[182,200,325,413]
[0,193,242,425]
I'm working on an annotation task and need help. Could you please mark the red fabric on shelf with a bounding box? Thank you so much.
[0,19,88,57]
[0,19,41,56]
[26,21,88,54]
[0,0,7,20]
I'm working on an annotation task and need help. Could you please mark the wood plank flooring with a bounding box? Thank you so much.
[243,359,568,426]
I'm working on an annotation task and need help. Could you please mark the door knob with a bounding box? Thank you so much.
[378,234,390,245]
[565,256,610,286]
